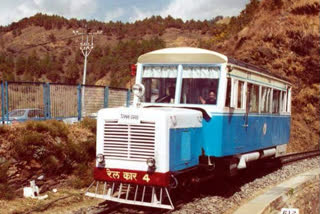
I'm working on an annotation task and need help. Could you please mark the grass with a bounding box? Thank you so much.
[0,187,103,214]
[288,188,295,196]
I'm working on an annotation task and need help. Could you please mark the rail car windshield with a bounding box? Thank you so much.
[142,65,220,105]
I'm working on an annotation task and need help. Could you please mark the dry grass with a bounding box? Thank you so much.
[0,187,103,214]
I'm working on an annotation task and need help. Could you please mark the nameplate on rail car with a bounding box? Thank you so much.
[106,169,145,182]
[118,112,140,124]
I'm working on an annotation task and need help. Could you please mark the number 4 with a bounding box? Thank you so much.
[143,174,150,182]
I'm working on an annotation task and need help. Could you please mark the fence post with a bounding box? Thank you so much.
[104,86,109,108]
[126,89,131,107]
[77,84,82,121]
[43,83,47,119]
[46,83,51,119]
[1,81,4,124]
[5,81,9,122]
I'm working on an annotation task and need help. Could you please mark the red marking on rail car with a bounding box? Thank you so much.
[94,167,170,187]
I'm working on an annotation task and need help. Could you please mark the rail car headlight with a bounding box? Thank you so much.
[96,154,104,163]
[132,83,145,98]
[146,158,156,168]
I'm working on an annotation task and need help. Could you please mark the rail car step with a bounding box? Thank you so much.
[85,181,174,210]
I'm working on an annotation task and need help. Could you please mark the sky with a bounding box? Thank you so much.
[0,0,249,26]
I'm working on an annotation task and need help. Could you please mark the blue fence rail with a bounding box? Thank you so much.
[0,81,131,124]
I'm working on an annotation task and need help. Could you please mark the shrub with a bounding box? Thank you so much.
[80,117,97,134]
[11,131,47,161]
[25,120,69,139]
[65,138,95,164]
[0,161,9,183]
[0,162,14,200]
[290,35,315,56]
[42,155,61,175]
[79,138,96,162]
[0,126,7,135]
[69,163,93,188]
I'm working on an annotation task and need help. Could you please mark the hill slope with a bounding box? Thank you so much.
[210,0,319,151]
[0,0,319,152]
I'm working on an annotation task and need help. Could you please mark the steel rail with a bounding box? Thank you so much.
[278,150,320,164]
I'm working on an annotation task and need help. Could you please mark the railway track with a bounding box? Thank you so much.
[278,149,320,164]
[75,150,319,214]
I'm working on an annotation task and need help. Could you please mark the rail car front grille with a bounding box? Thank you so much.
[103,120,155,161]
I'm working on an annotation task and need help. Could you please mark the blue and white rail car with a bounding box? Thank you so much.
[86,47,292,209]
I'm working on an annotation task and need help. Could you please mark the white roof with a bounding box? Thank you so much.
[137,47,228,64]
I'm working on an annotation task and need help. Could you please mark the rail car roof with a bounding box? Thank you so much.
[138,47,291,84]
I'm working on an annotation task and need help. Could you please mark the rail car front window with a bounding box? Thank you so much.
[181,66,219,105]
[142,65,220,105]
[142,65,178,103]
[142,78,176,103]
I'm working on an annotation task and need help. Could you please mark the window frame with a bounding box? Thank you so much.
[140,64,222,106]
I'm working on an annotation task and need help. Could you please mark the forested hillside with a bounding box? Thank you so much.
[0,0,318,151]
[0,0,258,86]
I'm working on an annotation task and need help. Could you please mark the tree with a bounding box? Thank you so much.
[48,33,56,43]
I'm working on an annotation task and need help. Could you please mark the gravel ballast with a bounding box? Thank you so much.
[173,157,320,214]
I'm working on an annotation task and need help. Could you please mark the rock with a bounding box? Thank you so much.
[30,159,42,169]
[9,158,18,164]
[46,179,59,188]
[60,174,68,179]
[0,157,7,164]
[20,169,32,180]
[7,165,18,177]
[36,180,45,186]
[37,175,45,180]
[14,187,24,197]
[39,184,49,194]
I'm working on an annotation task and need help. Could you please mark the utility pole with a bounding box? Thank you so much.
[73,27,102,118]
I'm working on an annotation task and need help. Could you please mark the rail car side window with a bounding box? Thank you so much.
[247,83,259,113]
[225,77,231,107]
[237,80,244,109]
[281,91,287,112]
[287,88,292,113]
[260,87,271,113]
[272,90,280,113]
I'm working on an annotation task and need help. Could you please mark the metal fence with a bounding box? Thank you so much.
[0,81,131,124]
